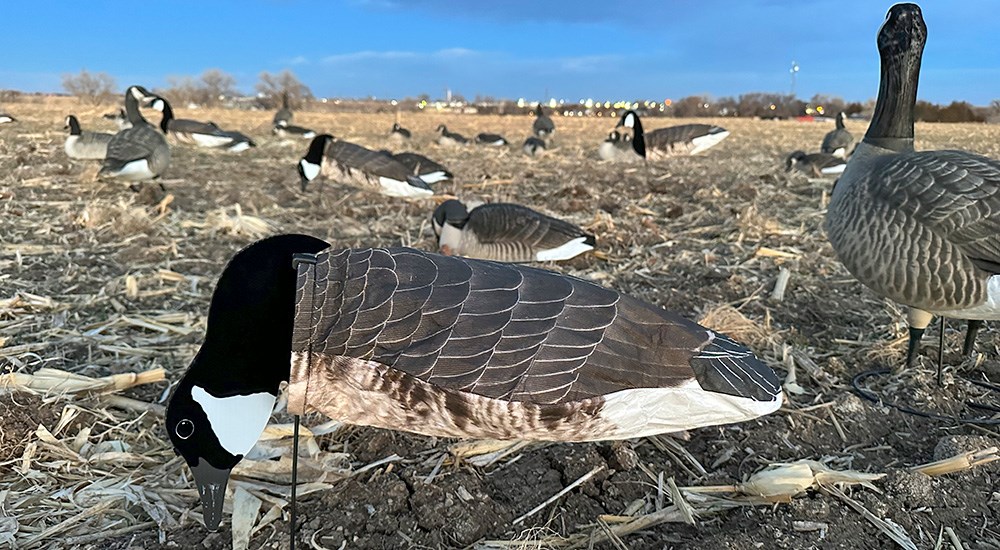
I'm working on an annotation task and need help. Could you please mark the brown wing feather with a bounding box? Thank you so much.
[467,203,591,249]
[326,139,415,182]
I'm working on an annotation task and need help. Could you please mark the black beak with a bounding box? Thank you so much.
[190,460,232,531]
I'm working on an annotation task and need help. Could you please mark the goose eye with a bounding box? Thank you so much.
[623,134,631,142]
[175,419,195,440]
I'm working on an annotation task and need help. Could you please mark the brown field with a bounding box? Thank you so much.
[2,96,999,549]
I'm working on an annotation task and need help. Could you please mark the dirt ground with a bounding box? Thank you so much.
[1,96,999,549]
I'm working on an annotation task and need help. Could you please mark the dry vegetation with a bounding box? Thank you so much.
[1,96,999,549]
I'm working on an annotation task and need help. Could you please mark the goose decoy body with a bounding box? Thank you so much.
[273,92,293,126]
[432,199,596,262]
[272,121,317,140]
[599,111,729,162]
[150,97,250,151]
[523,136,547,156]
[533,106,555,138]
[389,123,411,141]
[825,3,1000,368]
[784,150,846,177]
[475,132,509,146]
[822,112,855,159]
[388,151,453,184]
[436,124,468,147]
[99,85,170,182]
[166,234,783,530]
[0,114,15,124]
[298,134,433,197]
[215,129,256,152]
[64,115,114,160]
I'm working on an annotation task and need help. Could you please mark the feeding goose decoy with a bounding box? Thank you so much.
[826,3,1000,370]
[523,136,547,156]
[149,96,251,151]
[298,134,433,197]
[475,132,509,146]
[166,234,783,531]
[784,150,846,177]
[273,92,293,127]
[64,115,114,160]
[533,105,555,138]
[599,110,730,162]
[99,85,170,182]
[389,151,453,185]
[821,112,855,159]
[436,124,468,147]
[389,122,411,141]
[432,199,595,262]
[273,121,317,140]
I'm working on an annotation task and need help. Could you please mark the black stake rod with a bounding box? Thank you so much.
[290,414,300,550]
[937,316,945,387]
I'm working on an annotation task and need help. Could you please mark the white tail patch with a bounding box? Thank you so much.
[190,132,236,148]
[688,130,730,155]
[535,236,594,261]
[418,170,449,184]
[226,141,252,153]
[300,160,321,181]
[598,381,782,437]
[191,386,276,458]
[0,116,14,124]
[111,159,154,181]
[820,163,846,175]
[378,176,433,198]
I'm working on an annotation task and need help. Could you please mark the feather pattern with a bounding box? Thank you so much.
[321,139,433,196]
[644,124,729,158]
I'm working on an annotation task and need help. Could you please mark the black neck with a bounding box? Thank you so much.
[67,116,81,135]
[124,90,146,125]
[158,100,174,133]
[864,35,923,152]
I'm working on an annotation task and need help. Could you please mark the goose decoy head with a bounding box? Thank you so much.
[784,150,807,171]
[127,85,154,102]
[615,110,646,157]
[436,124,447,134]
[64,115,80,134]
[297,134,332,191]
[431,199,469,236]
[392,123,402,131]
[166,234,330,531]
[878,3,926,59]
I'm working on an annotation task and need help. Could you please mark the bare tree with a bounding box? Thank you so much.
[162,76,200,106]
[255,70,313,108]
[200,69,237,106]
[62,70,117,104]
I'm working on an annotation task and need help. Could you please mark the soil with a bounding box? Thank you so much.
[2,98,999,549]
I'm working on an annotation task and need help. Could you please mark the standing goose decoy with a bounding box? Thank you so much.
[533,105,555,138]
[273,92,293,127]
[64,115,114,160]
[389,122,411,141]
[99,85,170,182]
[149,96,250,151]
[166,234,783,531]
[389,151,453,185]
[599,111,730,162]
[821,112,855,159]
[432,199,595,262]
[826,3,1000,369]
[272,121,317,140]
[523,136,547,156]
[475,132,509,146]
[298,134,433,197]
[436,124,468,147]
[784,150,846,177]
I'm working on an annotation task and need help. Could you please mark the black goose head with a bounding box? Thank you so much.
[866,3,926,147]
[148,96,174,133]
[166,234,329,531]
[432,199,470,236]
[878,3,926,60]
[836,111,847,129]
[123,85,156,125]
[297,134,333,191]
[784,150,807,171]
[615,110,646,158]
[64,115,81,135]
[436,124,448,134]
[392,122,402,131]
[536,106,545,117]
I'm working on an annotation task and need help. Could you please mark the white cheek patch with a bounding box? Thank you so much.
[191,385,276,458]
[623,113,635,128]
[300,160,321,181]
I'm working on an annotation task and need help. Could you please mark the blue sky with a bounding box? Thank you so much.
[1,1,997,104]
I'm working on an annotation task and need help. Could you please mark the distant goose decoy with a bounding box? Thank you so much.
[215,129,256,152]
[533,105,555,138]
[389,123,411,141]
[103,109,132,130]
[599,110,730,162]
[475,132,509,146]
[822,112,855,159]
[784,150,846,177]
[272,121,316,140]
[0,113,16,124]
[389,151,453,185]
[825,3,1000,369]
[436,124,468,147]
[298,134,433,197]
[166,234,783,530]
[273,92,293,126]
[432,199,595,262]
[150,96,251,151]
[64,115,114,160]
[99,85,170,182]
[523,136,547,156]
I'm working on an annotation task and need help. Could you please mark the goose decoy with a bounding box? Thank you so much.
[103,109,132,130]
[599,110,729,162]
[821,112,854,159]
[523,136,547,156]
[389,122,411,141]
[273,92,293,126]
[784,150,846,177]
[432,199,595,262]
[436,124,468,147]
[533,105,555,138]
[64,115,114,160]
[0,113,15,124]
[166,234,783,530]
[149,96,250,151]
[272,121,317,140]
[389,151,453,185]
[825,3,1000,370]
[298,134,433,197]
[99,85,170,182]
[475,132,509,146]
